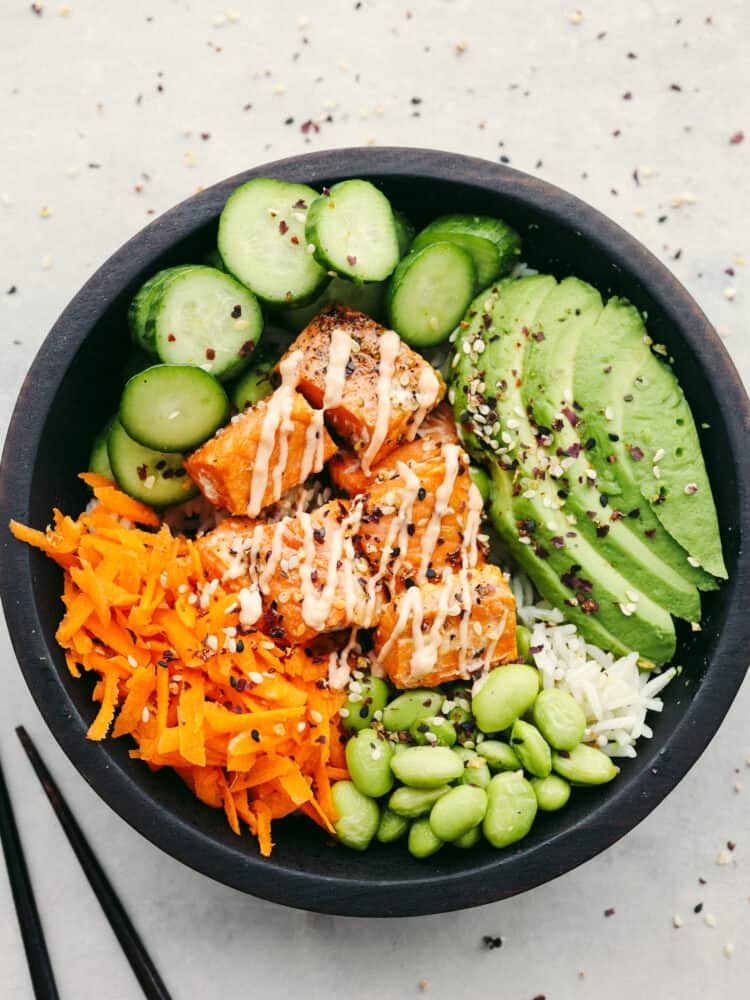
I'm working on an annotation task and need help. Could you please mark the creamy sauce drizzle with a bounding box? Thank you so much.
[247,350,302,517]
[406,366,442,441]
[417,443,461,581]
[360,329,401,475]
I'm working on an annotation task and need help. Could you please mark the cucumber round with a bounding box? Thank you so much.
[107,419,197,507]
[230,348,277,411]
[119,364,229,452]
[393,210,415,258]
[147,266,262,381]
[88,418,115,479]
[387,241,476,348]
[274,275,387,333]
[218,178,328,306]
[411,214,521,288]
[305,179,400,284]
[128,265,194,352]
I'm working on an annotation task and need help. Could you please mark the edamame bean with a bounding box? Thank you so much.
[530,774,571,811]
[472,664,539,733]
[453,749,491,789]
[390,746,464,788]
[331,781,380,851]
[454,825,482,849]
[532,688,587,750]
[483,771,538,848]
[345,728,395,798]
[409,715,457,746]
[388,785,451,818]
[408,818,443,858]
[552,744,620,785]
[477,739,521,772]
[510,719,552,778]
[515,625,532,662]
[469,464,490,503]
[429,785,488,842]
[382,689,443,732]
[342,675,391,732]
[376,808,409,843]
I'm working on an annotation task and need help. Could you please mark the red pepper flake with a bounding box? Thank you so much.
[644,528,657,539]
[243,103,253,111]
[551,536,565,549]
[200,132,211,141]
[604,907,616,918]
[628,445,644,461]
[292,198,308,209]
[205,348,216,360]
[623,91,632,100]
[238,340,255,357]
[231,304,242,318]
[301,119,320,134]
[670,83,682,92]
[562,406,580,427]
[278,220,288,235]
[290,235,299,245]
[596,524,610,538]
[136,464,148,481]
[729,131,744,145]
[727,840,736,851]
[321,186,330,196]
[167,333,176,342]
[346,255,358,266]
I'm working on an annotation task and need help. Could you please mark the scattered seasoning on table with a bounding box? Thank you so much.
[672,914,684,928]
[694,902,703,913]
[604,907,616,918]
[418,980,430,993]
[482,935,503,950]
[729,131,744,145]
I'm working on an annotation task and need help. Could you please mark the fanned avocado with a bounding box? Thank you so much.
[522,278,703,622]
[454,276,676,664]
[574,298,726,581]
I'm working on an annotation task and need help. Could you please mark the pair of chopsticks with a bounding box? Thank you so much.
[0,728,172,1000]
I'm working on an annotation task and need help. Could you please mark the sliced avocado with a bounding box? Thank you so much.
[574,298,726,581]
[453,275,676,663]
[522,278,702,622]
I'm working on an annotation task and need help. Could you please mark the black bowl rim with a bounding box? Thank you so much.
[1,147,749,917]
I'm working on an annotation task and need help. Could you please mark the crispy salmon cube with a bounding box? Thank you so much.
[277,304,445,471]
[373,563,517,689]
[185,389,337,517]
[329,402,459,497]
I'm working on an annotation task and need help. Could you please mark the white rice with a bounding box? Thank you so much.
[511,572,676,758]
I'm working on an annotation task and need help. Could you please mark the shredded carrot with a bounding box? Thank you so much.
[9,479,347,856]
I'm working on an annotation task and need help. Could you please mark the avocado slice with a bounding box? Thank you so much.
[521,277,703,622]
[574,298,727,581]
[454,275,676,663]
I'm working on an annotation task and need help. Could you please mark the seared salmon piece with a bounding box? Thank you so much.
[185,389,337,517]
[329,403,460,497]
[373,562,517,689]
[353,442,486,590]
[277,305,445,471]
[197,499,386,644]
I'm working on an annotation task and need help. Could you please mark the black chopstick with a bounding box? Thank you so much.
[16,727,173,1000]
[0,751,60,1000]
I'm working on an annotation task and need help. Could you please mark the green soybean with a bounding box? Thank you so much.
[552,744,620,785]
[483,771,538,848]
[376,808,410,843]
[331,781,380,851]
[472,664,539,734]
[390,746,464,788]
[429,785,488,842]
[457,752,491,789]
[510,719,552,778]
[454,825,482,849]
[388,785,451,818]
[409,715,457,746]
[408,818,444,858]
[477,740,522,772]
[345,728,394,798]
[515,625,532,662]
[342,675,391,732]
[382,689,443,732]
[531,774,571,811]
[532,688,587,750]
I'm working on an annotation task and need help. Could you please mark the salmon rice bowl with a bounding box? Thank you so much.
[12,174,726,860]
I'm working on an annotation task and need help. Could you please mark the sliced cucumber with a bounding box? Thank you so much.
[274,276,387,333]
[230,348,277,410]
[393,210,415,258]
[147,266,262,381]
[387,242,476,347]
[107,419,197,507]
[119,364,229,452]
[411,214,521,289]
[218,178,328,306]
[305,179,399,284]
[128,265,193,352]
[89,418,115,479]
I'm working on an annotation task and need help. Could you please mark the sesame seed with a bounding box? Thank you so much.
[723,943,735,959]
[672,914,683,928]
[141,706,150,723]
[248,671,263,684]
[704,913,717,927]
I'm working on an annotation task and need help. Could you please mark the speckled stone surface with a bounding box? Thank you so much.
[1,2,748,998]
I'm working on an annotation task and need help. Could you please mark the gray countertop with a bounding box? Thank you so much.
[1,2,748,998]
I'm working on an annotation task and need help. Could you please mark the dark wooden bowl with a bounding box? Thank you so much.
[1,148,748,917]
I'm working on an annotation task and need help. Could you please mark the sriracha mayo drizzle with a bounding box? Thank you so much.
[417,443,461,581]
[247,350,302,517]
[360,329,401,475]
[406,365,442,441]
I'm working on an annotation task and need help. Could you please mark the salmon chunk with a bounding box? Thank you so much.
[373,562,518,689]
[329,402,460,497]
[185,388,337,517]
[277,304,445,472]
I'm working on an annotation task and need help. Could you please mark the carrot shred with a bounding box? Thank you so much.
[10,479,347,855]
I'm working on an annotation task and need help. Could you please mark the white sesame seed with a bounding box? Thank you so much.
[297,722,306,733]
[309,710,323,724]
[704,913,717,928]
[141,706,150,723]
[723,943,734,959]
[249,671,263,684]
[716,848,732,865]
[672,914,683,928]
[40,255,53,269]
[625,590,640,602]
[653,448,666,463]
[205,634,219,651]
[723,287,737,301]
[687,556,701,568]
[339,707,350,718]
